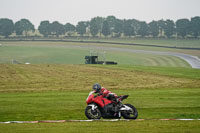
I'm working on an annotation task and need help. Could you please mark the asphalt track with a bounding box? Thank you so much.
[1,119,200,124]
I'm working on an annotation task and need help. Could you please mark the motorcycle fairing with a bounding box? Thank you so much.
[92,95,112,107]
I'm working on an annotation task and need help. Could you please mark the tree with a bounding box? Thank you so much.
[0,18,14,38]
[130,19,140,35]
[89,17,104,36]
[123,19,135,37]
[50,21,65,37]
[15,19,35,36]
[149,21,159,37]
[176,19,190,38]
[38,20,51,37]
[64,23,75,32]
[76,21,87,36]
[138,21,149,37]
[101,20,110,37]
[190,16,200,38]
[158,19,166,37]
[164,19,175,38]
[90,18,99,36]
[113,19,123,37]
[64,23,75,36]
[106,16,117,35]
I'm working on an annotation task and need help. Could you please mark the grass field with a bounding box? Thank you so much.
[60,38,200,48]
[0,41,192,67]
[57,38,200,57]
[0,39,200,132]
[0,64,200,132]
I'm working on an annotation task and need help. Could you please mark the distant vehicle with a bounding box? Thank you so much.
[85,91,138,119]
[85,56,117,65]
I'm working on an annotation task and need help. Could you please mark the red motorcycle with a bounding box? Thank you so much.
[85,91,138,119]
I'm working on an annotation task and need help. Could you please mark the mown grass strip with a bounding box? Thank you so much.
[0,120,200,133]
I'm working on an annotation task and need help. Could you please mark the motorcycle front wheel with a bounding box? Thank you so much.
[85,105,101,119]
[121,104,138,119]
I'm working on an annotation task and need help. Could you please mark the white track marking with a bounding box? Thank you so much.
[1,119,200,124]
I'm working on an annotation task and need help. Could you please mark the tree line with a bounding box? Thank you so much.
[0,16,200,38]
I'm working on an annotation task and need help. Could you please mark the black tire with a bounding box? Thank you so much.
[85,105,101,119]
[121,104,138,119]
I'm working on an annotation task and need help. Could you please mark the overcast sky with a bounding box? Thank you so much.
[1,0,200,28]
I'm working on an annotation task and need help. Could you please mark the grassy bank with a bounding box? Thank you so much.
[0,64,200,132]
[0,64,200,121]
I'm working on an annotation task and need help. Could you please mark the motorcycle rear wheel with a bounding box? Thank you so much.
[121,104,138,119]
[85,105,101,119]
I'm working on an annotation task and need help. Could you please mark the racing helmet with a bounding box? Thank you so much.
[92,83,101,93]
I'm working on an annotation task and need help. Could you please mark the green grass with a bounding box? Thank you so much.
[0,39,200,132]
[0,88,200,121]
[106,51,190,67]
[73,38,200,57]
[0,65,200,132]
[48,38,200,57]
[0,43,88,64]
[1,64,199,92]
[0,41,191,67]
[1,121,200,133]
[99,65,200,79]
[0,64,199,122]
[0,91,85,121]
[61,38,200,48]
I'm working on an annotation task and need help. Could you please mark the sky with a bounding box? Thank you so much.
[0,0,200,28]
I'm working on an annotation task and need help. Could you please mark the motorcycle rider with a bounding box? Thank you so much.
[85,83,138,119]
[92,83,119,116]
[92,83,118,102]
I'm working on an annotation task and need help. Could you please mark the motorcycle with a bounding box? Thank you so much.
[85,91,138,119]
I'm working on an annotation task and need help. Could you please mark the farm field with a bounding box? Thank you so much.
[0,64,200,132]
